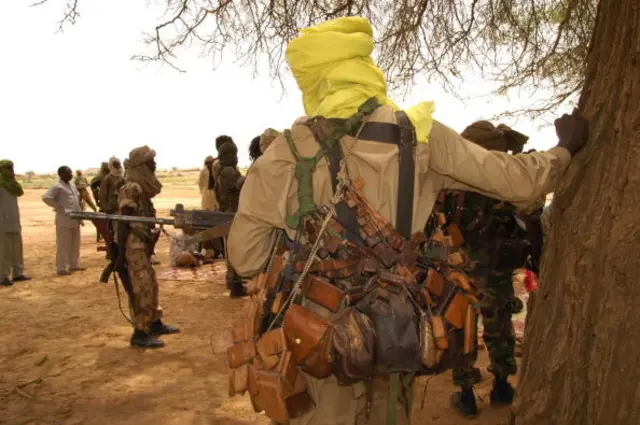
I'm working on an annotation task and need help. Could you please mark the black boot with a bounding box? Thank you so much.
[12,275,32,282]
[490,377,515,406]
[130,329,165,348]
[229,281,247,298]
[451,387,478,417]
[150,320,181,336]
[1,278,13,287]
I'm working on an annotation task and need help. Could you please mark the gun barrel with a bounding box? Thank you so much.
[66,210,176,227]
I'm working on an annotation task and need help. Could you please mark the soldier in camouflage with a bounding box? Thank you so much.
[99,157,125,214]
[74,170,97,212]
[115,146,180,348]
[435,121,534,417]
[90,162,110,211]
[214,142,246,297]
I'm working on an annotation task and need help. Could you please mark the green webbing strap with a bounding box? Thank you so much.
[284,130,325,229]
[387,373,415,425]
[387,373,400,425]
[283,98,382,229]
[403,373,415,418]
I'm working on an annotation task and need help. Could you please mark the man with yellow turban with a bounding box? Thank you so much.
[227,17,587,425]
[115,146,179,348]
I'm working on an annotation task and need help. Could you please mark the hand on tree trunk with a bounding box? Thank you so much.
[555,108,589,155]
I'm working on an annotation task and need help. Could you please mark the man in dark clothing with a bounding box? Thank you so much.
[433,121,543,417]
[214,142,246,297]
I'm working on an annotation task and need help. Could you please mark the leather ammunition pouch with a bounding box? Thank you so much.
[331,307,375,384]
[282,304,334,379]
[355,284,422,374]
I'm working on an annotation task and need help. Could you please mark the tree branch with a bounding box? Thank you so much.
[35,0,598,119]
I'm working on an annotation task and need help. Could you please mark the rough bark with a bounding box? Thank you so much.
[512,1,640,424]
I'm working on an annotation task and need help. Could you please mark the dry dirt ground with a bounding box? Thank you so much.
[1,186,517,425]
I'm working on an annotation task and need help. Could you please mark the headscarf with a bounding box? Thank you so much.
[108,157,123,178]
[461,121,529,153]
[219,142,238,168]
[125,146,162,197]
[216,135,234,152]
[205,155,215,189]
[249,136,262,162]
[95,162,110,180]
[285,17,434,143]
[259,128,280,154]
[0,160,23,197]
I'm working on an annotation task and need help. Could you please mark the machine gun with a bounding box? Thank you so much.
[68,204,235,246]
[67,204,236,283]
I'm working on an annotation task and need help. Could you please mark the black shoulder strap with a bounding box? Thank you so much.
[394,111,417,240]
[315,126,364,246]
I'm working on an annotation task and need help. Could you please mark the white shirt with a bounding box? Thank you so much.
[169,229,198,267]
[42,180,81,228]
[0,187,21,232]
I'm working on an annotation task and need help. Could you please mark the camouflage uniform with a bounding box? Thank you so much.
[100,167,125,214]
[119,181,163,332]
[214,142,246,296]
[101,161,125,259]
[435,192,528,388]
[90,162,110,212]
[74,173,97,212]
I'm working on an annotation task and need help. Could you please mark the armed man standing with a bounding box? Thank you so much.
[434,121,542,417]
[0,160,31,286]
[115,146,179,349]
[227,17,588,425]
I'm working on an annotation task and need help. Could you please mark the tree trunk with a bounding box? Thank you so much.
[512,0,640,424]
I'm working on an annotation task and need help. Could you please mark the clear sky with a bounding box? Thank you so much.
[1,1,562,174]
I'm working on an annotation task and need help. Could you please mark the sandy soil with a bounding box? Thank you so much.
[0,187,516,425]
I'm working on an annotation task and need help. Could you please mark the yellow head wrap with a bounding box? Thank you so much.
[286,17,434,143]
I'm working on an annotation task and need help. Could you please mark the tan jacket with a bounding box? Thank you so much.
[228,106,570,277]
[198,167,219,211]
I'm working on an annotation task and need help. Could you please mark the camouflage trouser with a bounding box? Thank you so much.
[77,189,97,211]
[452,272,520,387]
[125,233,163,332]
